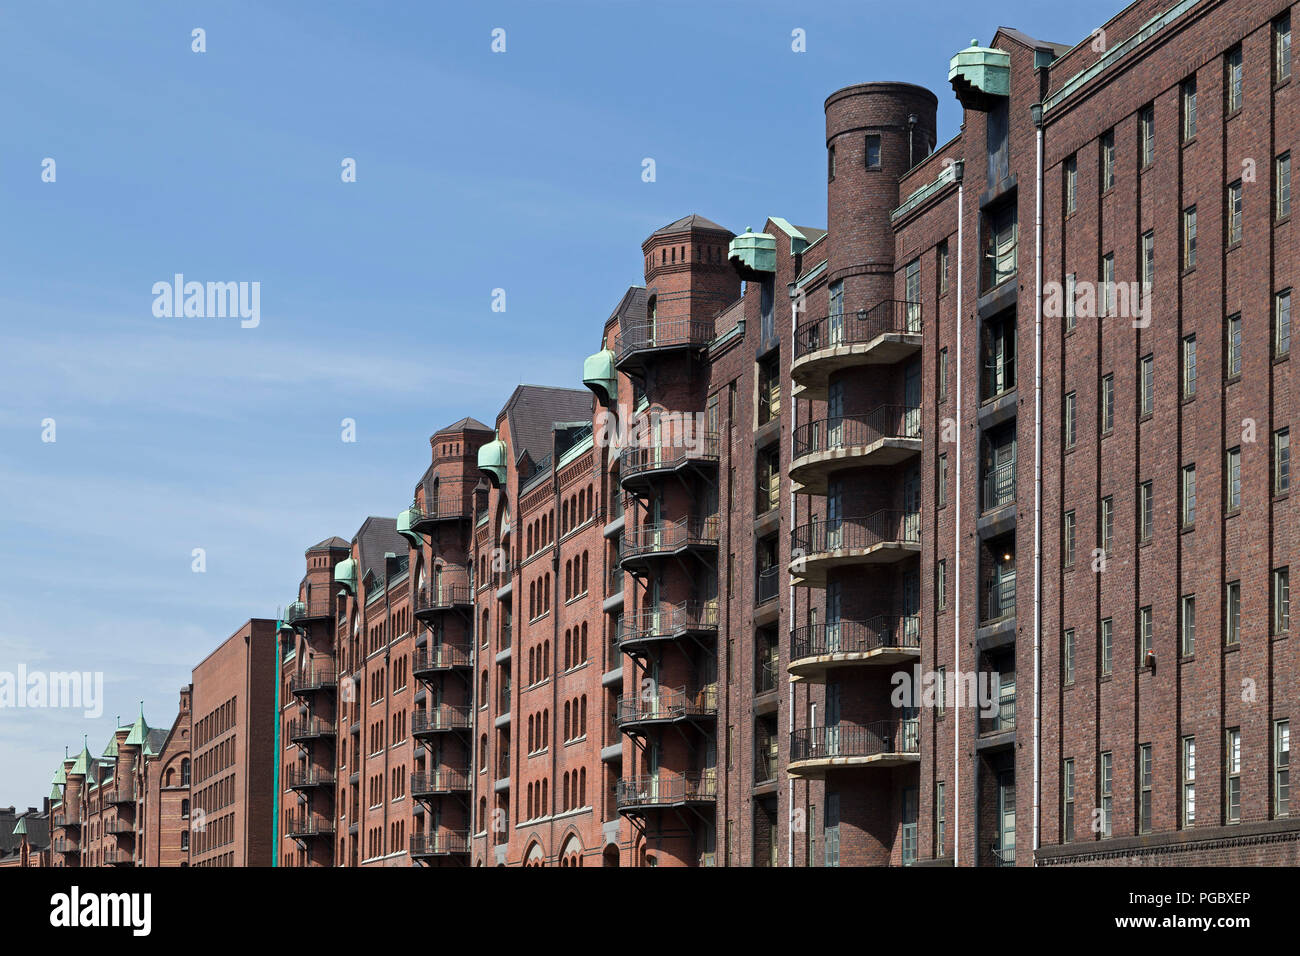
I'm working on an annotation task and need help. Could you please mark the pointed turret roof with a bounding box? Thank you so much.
[70,738,92,776]
[125,702,149,747]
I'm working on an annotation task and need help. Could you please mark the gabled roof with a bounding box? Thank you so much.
[145,727,168,756]
[604,286,647,332]
[650,214,732,237]
[498,385,593,469]
[995,26,1071,56]
[352,516,407,583]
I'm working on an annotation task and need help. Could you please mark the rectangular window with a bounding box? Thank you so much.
[1227,313,1243,378]
[824,794,840,867]
[1063,628,1075,685]
[938,241,949,295]
[1183,737,1197,827]
[1140,605,1154,661]
[1276,290,1292,357]
[1181,595,1196,657]
[1139,743,1153,833]
[982,203,1018,292]
[1227,47,1244,112]
[1278,14,1293,84]
[1279,153,1293,220]
[1228,181,1243,245]
[938,347,948,403]
[1140,354,1154,416]
[865,134,882,169]
[1062,758,1075,842]
[1277,721,1291,818]
[1226,728,1242,823]
[1139,481,1154,542]
[1140,105,1155,168]
[1065,155,1077,214]
[1226,581,1242,646]
[936,781,947,856]
[938,453,949,507]
[1182,335,1197,399]
[1102,254,1116,316]
[1101,130,1116,190]
[1063,510,1076,568]
[936,665,946,716]
[1101,618,1113,676]
[1275,429,1291,495]
[1182,464,1197,527]
[937,559,947,611]
[1099,751,1113,838]
[1142,230,1155,291]
[827,144,835,182]
[1182,77,1198,140]
[1275,567,1291,635]
[1101,374,1115,433]
[1183,206,1197,270]
[1226,447,1242,511]
[1064,392,1077,449]
[1101,496,1114,554]
[1065,273,1077,332]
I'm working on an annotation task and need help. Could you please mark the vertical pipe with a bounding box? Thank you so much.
[788,286,798,869]
[1032,111,1045,859]
[952,165,964,867]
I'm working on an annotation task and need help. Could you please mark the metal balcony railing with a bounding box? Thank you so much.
[52,812,78,828]
[615,772,718,809]
[790,719,920,762]
[414,575,473,614]
[981,691,1017,736]
[793,299,923,360]
[790,510,920,557]
[410,831,471,856]
[790,615,921,660]
[412,704,472,735]
[411,769,470,795]
[620,435,720,482]
[54,838,80,854]
[106,783,137,805]
[621,516,720,562]
[982,458,1017,512]
[286,767,336,789]
[754,748,780,784]
[104,848,134,866]
[614,316,715,363]
[290,668,338,695]
[983,574,1017,625]
[498,623,512,651]
[607,564,624,597]
[756,566,780,606]
[286,594,333,624]
[413,644,472,674]
[105,818,134,836]
[287,718,336,742]
[755,657,780,694]
[285,814,335,838]
[619,603,720,645]
[615,684,718,726]
[409,494,472,527]
[793,405,922,460]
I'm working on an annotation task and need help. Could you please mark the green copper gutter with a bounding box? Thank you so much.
[272,616,285,865]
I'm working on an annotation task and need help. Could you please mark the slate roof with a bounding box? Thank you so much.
[499,385,593,468]
[352,516,407,582]
[650,214,732,236]
[434,416,492,438]
[308,536,350,552]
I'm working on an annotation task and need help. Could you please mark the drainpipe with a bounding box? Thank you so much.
[1031,102,1045,860]
[787,281,799,868]
[952,158,965,868]
[272,619,283,866]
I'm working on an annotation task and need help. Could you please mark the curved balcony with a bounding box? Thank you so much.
[620,517,719,572]
[615,684,718,731]
[105,818,134,836]
[411,769,471,798]
[286,767,336,791]
[617,602,719,654]
[791,300,923,400]
[413,576,474,619]
[285,595,334,627]
[788,719,921,777]
[619,435,720,494]
[106,783,137,806]
[54,838,80,854]
[788,616,921,679]
[413,644,473,679]
[615,772,717,814]
[285,814,335,839]
[791,406,922,495]
[410,830,470,859]
[104,849,134,866]
[412,704,472,738]
[52,812,79,829]
[288,718,336,744]
[290,668,337,698]
[789,511,920,586]
[408,495,472,534]
[614,315,715,375]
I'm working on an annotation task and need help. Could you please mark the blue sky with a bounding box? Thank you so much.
[0,0,1109,804]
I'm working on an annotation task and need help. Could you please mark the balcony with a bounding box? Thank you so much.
[104,848,134,866]
[756,566,780,607]
[105,818,135,836]
[106,783,137,806]
[287,718,336,744]
[413,577,474,619]
[411,769,471,798]
[980,689,1017,737]
[410,830,471,859]
[791,300,923,400]
[412,704,473,738]
[52,812,79,829]
[619,435,720,494]
[982,459,1016,514]
[983,574,1017,627]
[788,616,921,679]
[54,838,79,854]
[285,595,334,627]
[790,406,922,495]
[789,511,920,586]
[788,720,921,777]
[290,668,337,698]
[755,657,780,696]
[615,684,717,731]
[408,494,472,534]
[285,814,335,839]
[618,602,719,654]
[413,644,472,678]
[613,314,715,374]
[286,767,336,790]
[615,772,718,814]
[620,517,720,572]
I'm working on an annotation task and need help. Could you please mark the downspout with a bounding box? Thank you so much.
[1031,103,1046,861]
[272,621,283,866]
[952,159,964,868]
[787,281,799,868]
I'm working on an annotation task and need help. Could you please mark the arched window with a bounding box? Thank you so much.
[564,701,571,740]
[543,641,550,676]
[580,768,586,806]
[581,553,589,593]
[580,622,588,661]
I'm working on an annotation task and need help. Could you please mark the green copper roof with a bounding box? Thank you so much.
[12,816,26,836]
[477,437,507,488]
[52,763,66,786]
[728,227,777,278]
[124,703,149,747]
[103,733,119,758]
[334,557,357,595]
[949,39,1011,110]
[582,349,618,406]
[70,739,92,776]
[396,507,423,549]
[50,785,63,805]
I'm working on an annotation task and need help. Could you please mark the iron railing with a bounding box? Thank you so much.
[621,516,720,561]
[287,718,336,742]
[981,689,1017,735]
[412,704,473,735]
[615,684,718,725]
[410,831,471,856]
[756,566,780,606]
[982,458,1017,512]
[619,603,719,645]
[793,299,922,359]
[755,657,780,694]
[411,770,470,795]
[285,814,335,838]
[790,616,921,660]
[615,316,715,362]
[409,494,472,527]
[414,575,474,614]
[105,818,134,836]
[615,772,718,808]
[790,510,920,557]
[619,434,720,481]
[983,574,1017,625]
[790,719,920,762]
[290,668,337,695]
[285,594,333,624]
[413,644,472,673]
[793,405,922,460]
[607,565,624,597]
[54,838,80,854]
[106,783,137,805]
[286,767,336,788]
